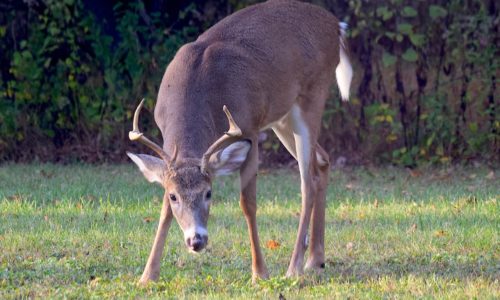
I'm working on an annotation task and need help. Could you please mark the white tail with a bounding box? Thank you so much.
[336,22,353,101]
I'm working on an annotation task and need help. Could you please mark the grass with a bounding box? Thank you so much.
[0,163,498,299]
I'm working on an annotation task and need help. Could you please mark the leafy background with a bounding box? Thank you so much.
[0,0,498,165]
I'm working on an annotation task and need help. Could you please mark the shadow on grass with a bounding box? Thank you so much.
[320,254,499,283]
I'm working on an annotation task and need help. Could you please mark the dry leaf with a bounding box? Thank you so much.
[89,276,100,287]
[76,203,83,210]
[345,183,355,190]
[373,199,379,208]
[44,215,49,222]
[407,223,417,233]
[486,171,495,180]
[266,240,280,250]
[143,217,153,223]
[103,240,111,250]
[407,168,422,178]
[259,169,270,175]
[346,242,354,251]
[7,194,22,202]
[434,229,447,237]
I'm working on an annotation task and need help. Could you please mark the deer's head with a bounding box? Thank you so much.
[127,100,250,253]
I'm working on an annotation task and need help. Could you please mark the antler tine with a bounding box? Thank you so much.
[129,99,171,163]
[201,105,243,174]
[222,105,242,137]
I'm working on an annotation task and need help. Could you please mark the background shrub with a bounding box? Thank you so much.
[0,0,498,165]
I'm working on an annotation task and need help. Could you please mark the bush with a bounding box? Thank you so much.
[0,0,498,165]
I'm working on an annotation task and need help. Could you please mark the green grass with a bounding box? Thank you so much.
[0,164,498,299]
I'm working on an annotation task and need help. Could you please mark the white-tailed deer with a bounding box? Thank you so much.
[127,0,352,284]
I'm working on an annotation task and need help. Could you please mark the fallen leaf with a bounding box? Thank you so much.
[407,168,422,178]
[486,171,495,180]
[345,183,355,190]
[76,202,83,210]
[89,276,100,287]
[103,240,111,250]
[44,215,49,222]
[259,169,270,175]
[7,194,23,202]
[143,217,153,223]
[266,240,280,250]
[373,199,379,208]
[407,223,417,233]
[346,242,354,251]
[434,229,447,237]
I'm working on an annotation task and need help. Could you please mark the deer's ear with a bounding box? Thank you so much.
[127,152,166,184]
[207,140,251,177]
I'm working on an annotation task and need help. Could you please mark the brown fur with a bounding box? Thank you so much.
[132,0,350,284]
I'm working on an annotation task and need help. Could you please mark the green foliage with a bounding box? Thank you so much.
[343,0,499,165]
[0,1,198,161]
[0,0,498,164]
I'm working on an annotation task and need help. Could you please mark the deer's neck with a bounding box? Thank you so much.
[157,100,218,160]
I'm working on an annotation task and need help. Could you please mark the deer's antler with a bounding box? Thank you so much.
[129,99,171,163]
[201,105,243,174]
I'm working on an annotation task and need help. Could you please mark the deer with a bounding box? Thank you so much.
[127,0,352,284]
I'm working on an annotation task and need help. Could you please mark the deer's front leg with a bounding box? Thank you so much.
[139,194,173,285]
[239,139,269,282]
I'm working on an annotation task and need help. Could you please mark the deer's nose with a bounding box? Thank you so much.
[186,233,208,252]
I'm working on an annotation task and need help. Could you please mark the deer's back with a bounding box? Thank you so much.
[156,0,340,156]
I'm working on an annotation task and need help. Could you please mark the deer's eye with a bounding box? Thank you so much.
[206,190,212,200]
[169,194,177,202]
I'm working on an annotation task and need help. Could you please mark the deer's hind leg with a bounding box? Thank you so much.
[305,143,329,272]
[272,100,329,276]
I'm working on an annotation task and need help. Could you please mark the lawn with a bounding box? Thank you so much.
[0,164,498,299]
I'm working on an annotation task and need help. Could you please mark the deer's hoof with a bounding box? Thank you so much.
[304,259,326,273]
[285,267,303,278]
[138,275,158,287]
[251,271,269,284]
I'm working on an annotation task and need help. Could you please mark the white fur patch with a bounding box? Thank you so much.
[290,105,310,190]
[336,22,353,101]
[127,152,163,184]
[183,225,208,240]
[212,141,251,176]
[316,151,328,167]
